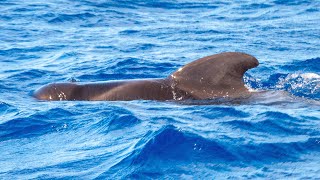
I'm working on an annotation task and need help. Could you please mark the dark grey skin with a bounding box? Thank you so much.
[33,52,259,101]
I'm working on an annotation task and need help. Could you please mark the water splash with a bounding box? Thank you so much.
[276,73,320,100]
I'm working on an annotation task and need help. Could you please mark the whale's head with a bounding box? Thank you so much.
[34,83,78,101]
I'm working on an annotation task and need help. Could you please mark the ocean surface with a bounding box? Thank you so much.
[1,0,320,179]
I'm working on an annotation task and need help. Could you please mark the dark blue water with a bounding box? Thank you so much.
[1,0,320,179]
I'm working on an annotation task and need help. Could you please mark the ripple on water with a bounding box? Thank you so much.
[102,125,236,178]
[48,13,97,24]
[99,125,320,178]
[0,108,73,141]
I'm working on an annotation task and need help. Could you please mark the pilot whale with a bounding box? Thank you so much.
[33,52,259,101]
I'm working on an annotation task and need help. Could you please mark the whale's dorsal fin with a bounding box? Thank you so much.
[168,52,259,99]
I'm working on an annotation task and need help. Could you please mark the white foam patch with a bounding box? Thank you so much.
[276,73,320,98]
[299,73,320,79]
[246,84,259,92]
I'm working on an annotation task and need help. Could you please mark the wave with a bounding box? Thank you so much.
[7,69,54,82]
[275,73,320,100]
[77,57,178,81]
[90,112,141,133]
[107,114,141,131]
[96,125,319,178]
[246,57,320,100]
[99,125,236,178]
[223,111,305,135]
[282,58,320,72]
[273,0,313,5]
[0,46,53,56]
[0,102,17,123]
[84,1,222,10]
[48,13,97,24]
[0,108,73,141]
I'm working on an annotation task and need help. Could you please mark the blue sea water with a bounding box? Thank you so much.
[1,0,320,179]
